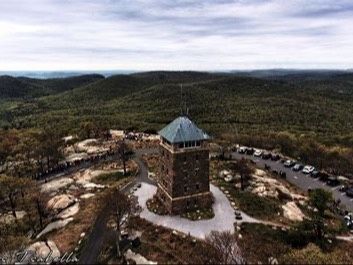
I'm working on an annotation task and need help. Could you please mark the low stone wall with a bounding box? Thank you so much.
[156,187,213,215]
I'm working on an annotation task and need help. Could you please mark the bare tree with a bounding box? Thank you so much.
[116,140,130,176]
[230,159,254,191]
[204,231,244,264]
[109,189,140,259]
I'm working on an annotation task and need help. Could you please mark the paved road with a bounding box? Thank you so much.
[231,152,353,212]
[78,149,156,264]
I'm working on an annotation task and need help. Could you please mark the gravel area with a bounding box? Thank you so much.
[134,183,259,239]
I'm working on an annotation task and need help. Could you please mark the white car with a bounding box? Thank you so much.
[224,175,234,183]
[254,149,263,157]
[302,165,315,174]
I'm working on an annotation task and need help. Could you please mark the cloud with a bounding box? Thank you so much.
[0,0,352,70]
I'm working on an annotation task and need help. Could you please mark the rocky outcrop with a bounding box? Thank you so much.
[47,194,76,212]
[282,201,305,222]
[36,218,74,239]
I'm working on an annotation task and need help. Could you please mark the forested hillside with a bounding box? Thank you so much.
[0,74,104,98]
[0,71,352,174]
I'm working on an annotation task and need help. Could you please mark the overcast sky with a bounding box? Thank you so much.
[1,0,353,71]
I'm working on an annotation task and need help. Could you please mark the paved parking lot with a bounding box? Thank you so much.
[231,152,353,212]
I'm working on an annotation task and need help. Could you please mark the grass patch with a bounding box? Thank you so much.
[95,171,131,185]
[234,191,281,219]
[238,223,290,264]
[216,179,281,220]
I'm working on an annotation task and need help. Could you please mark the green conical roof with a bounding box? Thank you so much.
[158,116,210,144]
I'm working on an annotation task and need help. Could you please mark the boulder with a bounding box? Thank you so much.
[80,193,95,199]
[47,194,75,212]
[282,201,305,222]
[125,249,157,265]
[0,211,26,224]
[26,241,60,262]
[57,203,80,219]
[36,218,74,239]
[41,178,74,193]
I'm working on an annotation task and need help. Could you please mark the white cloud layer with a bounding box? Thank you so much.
[0,0,353,70]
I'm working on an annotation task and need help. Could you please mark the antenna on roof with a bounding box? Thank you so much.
[180,83,190,117]
[180,84,183,115]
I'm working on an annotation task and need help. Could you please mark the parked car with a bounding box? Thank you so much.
[238,146,247,154]
[327,176,340,187]
[279,171,287,179]
[254,149,263,157]
[224,175,234,183]
[292,163,304,171]
[262,152,271,160]
[302,165,315,174]
[284,159,295,168]
[339,185,348,192]
[245,148,255,155]
[271,154,281,161]
[310,170,319,178]
[318,171,330,182]
[346,188,353,198]
[235,211,242,220]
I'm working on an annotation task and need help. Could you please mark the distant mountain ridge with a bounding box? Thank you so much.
[0,74,105,99]
[0,70,134,79]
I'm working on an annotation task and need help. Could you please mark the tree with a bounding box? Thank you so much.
[204,231,244,264]
[287,189,334,247]
[309,189,333,218]
[116,140,131,176]
[109,190,132,259]
[230,159,254,190]
[35,127,63,172]
[79,121,98,139]
[0,175,22,218]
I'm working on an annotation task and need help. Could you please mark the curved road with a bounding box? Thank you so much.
[78,146,353,264]
[78,149,157,264]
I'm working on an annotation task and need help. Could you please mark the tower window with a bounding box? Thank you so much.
[196,183,200,190]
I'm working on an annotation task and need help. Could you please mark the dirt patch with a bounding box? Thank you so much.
[128,217,212,264]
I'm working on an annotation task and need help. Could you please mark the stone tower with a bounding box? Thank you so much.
[155,116,212,215]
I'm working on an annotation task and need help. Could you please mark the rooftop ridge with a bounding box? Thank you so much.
[158,116,210,144]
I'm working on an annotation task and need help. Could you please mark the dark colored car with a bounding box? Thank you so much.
[262,152,271,160]
[327,177,340,187]
[246,148,255,155]
[292,163,304,171]
[235,211,242,220]
[280,171,286,179]
[318,171,330,182]
[346,188,353,198]
[271,154,281,161]
[310,170,319,178]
